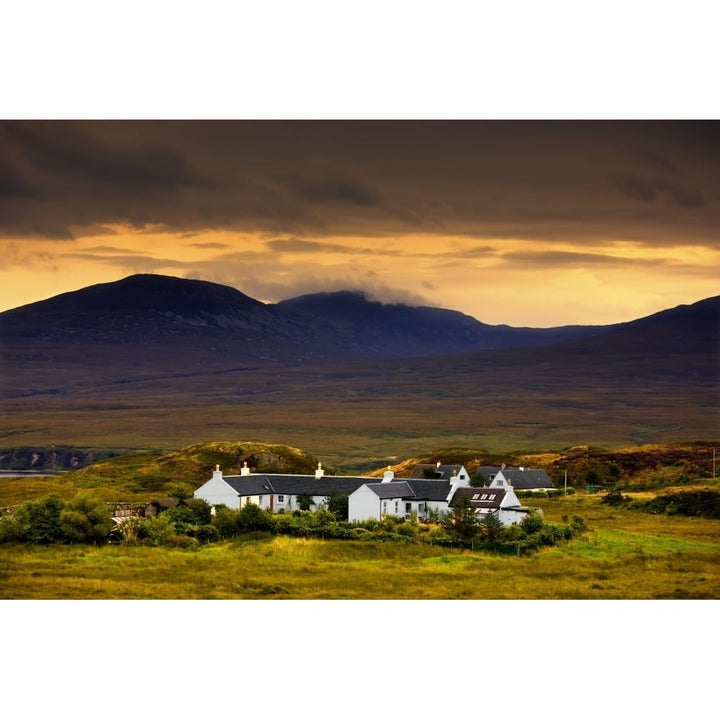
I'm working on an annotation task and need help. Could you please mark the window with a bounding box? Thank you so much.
[395,501,399,513]
[481,494,488,500]
[278,495,284,503]
[405,503,412,513]
[472,494,480,500]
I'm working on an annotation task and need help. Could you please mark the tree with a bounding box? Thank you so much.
[521,510,544,535]
[324,492,349,521]
[237,502,275,533]
[478,512,504,543]
[444,497,479,541]
[297,493,314,511]
[14,493,66,544]
[59,492,113,543]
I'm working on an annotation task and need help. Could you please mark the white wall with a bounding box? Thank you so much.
[349,486,383,522]
[194,476,240,509]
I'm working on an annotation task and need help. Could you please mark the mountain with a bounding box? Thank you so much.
[0,277,717,463]
[0,273,611,367]
[274,289,609,356]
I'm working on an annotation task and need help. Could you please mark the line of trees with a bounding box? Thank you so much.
[0,490,586,554]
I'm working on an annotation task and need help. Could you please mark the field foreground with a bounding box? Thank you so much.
[1,495,718,599]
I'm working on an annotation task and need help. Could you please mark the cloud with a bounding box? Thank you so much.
[278,158,383,207]
[499,249,662,269]
[186,241,229,249]
[0,120,717,251]
[3,121,211,191]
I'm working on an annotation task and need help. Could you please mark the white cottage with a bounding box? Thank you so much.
[347,468,471,522]
[450,470,530,526]
[193,463,374,512]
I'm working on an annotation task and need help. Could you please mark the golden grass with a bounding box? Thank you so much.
[2,513,718,600]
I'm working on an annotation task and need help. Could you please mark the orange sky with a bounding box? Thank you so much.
[1,121,718,327]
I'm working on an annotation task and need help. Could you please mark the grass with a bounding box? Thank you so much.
[2,495,718,599]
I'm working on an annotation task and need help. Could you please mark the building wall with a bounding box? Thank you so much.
[349,486,384,522]
[194,476,240,509]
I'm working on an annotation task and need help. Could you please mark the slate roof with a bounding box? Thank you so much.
[451,486,506,510]
[404,479,454,501]
[476,466,554,490]
[365,481,414,499]
[410,463,466,479]
[221,474,373,497]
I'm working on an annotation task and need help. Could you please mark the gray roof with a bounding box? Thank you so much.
[404,479,453,501]
[410,463,465,479]
[221,474,373,497]
[476,466,554,490]
[365,481,414,499]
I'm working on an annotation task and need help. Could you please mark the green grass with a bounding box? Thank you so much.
[2,506,718,599]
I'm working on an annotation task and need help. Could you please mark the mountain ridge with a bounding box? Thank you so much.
[1,272,621,362]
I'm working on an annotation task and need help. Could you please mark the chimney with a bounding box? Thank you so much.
[436,461,441,469]
[240,461,250,476]
[383,466,394,483]
[212,464,223,481]
[315,462,325,479]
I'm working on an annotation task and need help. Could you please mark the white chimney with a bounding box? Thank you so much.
[315,462,324,479]
[436,461,441,469]
[212,464,223,481]
[240,461,250,476]
[383,467,394,483]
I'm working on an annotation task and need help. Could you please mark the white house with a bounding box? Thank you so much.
[476,465,554,491]
[347,468,471,522]
[194,463,375,512]
[450,469,530,526]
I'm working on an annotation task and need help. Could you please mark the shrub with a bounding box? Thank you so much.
[237,502,276,533]
[521,511,543,535]
[144,513,176,546]
[12,494,66,544]
[212,507,240,538]
[601,488,629,506]
[59,492,113,544]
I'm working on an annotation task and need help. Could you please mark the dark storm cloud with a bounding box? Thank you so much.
[610,172,706,208]
[3,121,211,191]
[0,120,717,246]
[279,160,383,207]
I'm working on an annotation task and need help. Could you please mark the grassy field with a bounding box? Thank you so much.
[1,495,718,599]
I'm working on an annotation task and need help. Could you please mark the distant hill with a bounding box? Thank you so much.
[275,289,609,356]
[59,441,324,500]
[1,275,717,456]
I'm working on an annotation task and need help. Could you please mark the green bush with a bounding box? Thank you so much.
[11,494,66,544]
[521,511,543,535]
[59,492,113,544]
[237,502,276,533]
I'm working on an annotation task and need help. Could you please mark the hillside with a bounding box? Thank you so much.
[1,277,717,463]
[1,441,716,506]
[43,441,324,502]
[0,274,613,394]
[378,443,718,490]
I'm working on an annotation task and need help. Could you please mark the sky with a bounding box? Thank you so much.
[1,119,717,326]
